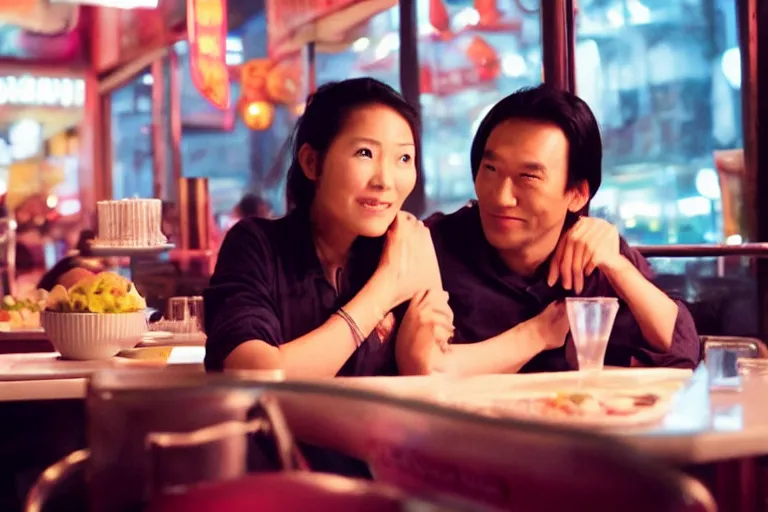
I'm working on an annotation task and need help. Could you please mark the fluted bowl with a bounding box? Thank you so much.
[41,311,148,360]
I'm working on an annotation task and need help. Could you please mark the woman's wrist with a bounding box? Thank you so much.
[367,269,400,312]
[342,277,391,340]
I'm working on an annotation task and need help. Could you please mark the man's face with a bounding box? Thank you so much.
[474,119,589,255]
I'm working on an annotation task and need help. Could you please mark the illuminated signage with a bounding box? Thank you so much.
[187,0,230,110]
[0,75,85,108]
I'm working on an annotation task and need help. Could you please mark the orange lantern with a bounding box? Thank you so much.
[240,98,275,130]
[266,59,302,105]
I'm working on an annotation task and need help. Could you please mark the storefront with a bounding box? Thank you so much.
[102,1,742,252]
[96,0,754,285]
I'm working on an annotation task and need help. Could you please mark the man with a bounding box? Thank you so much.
[396,85,700,375]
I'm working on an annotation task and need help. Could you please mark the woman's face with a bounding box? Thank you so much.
[302,104,417,238]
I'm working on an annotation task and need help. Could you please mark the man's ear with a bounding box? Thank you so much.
[298,143,319,181]
[567,180,590,213]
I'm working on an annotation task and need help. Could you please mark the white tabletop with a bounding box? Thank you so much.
[1,359,765,465]
[339,367,768,465]
[0,348,206,401]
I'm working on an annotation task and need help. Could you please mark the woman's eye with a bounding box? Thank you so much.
[355,148,373,158]
[400,154,412,164]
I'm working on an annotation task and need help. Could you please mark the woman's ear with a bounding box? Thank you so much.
[298,143,319,181]
[567,180,590,213]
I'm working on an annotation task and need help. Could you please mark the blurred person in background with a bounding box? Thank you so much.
[234,193,272,220]
[37,230,110,291]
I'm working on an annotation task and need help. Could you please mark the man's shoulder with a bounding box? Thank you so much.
[426,203,480,245]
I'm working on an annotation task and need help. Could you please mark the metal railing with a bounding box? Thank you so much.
[637,243,768,258]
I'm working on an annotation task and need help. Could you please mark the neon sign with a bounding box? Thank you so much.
[187,0,230,110]
[0,76,85,108]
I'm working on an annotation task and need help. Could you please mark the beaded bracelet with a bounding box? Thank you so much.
[334,307,366,348]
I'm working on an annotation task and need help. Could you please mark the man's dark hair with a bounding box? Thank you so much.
[470,84,602,199]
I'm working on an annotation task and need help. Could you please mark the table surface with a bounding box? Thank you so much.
[338,367,768,465]
[0,360,764,465]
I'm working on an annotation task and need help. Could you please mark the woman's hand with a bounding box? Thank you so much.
[396,289,454,375]
[374,212,442,310]
[520,301,570,352]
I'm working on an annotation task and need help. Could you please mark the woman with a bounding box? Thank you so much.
[204,78,451,378]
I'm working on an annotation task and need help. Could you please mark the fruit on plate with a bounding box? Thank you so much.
[45,272,147,314]
[0,289,48,330]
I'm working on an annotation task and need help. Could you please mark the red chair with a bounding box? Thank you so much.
[144,472,488,512]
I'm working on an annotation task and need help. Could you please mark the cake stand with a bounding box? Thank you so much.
[88,244,175,258]
[88,243,176,287]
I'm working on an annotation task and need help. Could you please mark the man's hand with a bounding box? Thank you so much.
[547,217,624,294]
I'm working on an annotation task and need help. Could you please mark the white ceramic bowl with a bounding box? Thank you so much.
[41,311,148,360]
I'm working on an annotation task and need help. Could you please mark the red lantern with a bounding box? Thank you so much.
[475,0,501,25]
[466,35,500,80]
[430,0,451,35]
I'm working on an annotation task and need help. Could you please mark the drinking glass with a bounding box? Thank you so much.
[565,297,620,373]
[168,296,204,333]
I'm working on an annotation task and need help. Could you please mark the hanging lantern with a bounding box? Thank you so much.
[266,59,302,105]
[466,35,501,80]
[240,98,275,130]
[475,0,502,25]
[429,0,451,37]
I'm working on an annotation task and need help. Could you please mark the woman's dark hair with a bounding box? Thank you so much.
[470,84,603,199]
[285,78,422,212]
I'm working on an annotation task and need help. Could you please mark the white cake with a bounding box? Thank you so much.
[94,198,167,247]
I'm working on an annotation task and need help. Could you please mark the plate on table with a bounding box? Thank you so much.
[442,386,681,430]
[138,331,206,347]
[0,352,163,381]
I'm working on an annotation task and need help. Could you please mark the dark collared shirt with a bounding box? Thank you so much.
[429,206,701,371]
[204,209,400,376]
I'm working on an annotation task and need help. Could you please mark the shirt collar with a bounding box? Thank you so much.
[284,208,383,285]
[463,205,572,305]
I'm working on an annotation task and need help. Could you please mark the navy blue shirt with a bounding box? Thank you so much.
[429,205,701,371]
[204,210,401,376]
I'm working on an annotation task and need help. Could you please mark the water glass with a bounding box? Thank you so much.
[565,297,620,373]
[168,296,204,332]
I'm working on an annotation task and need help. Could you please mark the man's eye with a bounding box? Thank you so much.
[521,173,539,180]
[483,163,496,172]
[355,148,373,158]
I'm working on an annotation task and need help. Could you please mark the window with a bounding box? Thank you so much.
[418,0,544,215]
[577,0,755,336]
[315,5,402,92]
[110,69,154,200]
[579,1,743,252]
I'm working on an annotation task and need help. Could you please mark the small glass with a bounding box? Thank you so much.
[566,297,620,373]
[168,296,204,333]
